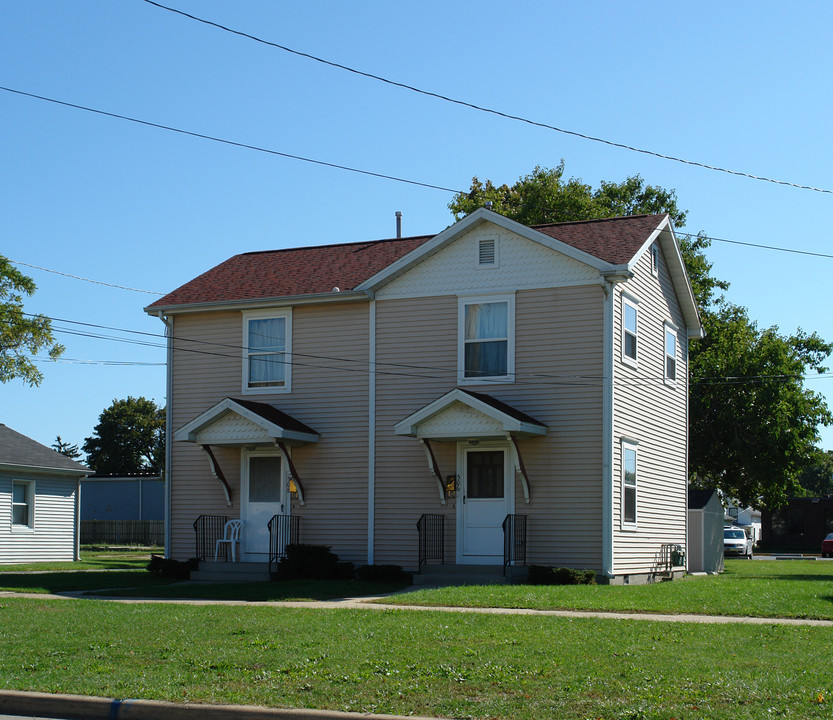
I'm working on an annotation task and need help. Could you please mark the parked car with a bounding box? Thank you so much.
[724,528,753,558]
[821,533,833,558]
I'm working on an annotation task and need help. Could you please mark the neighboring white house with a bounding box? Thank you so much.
[146,209,702,583]
[724,497,762,545]
[0,424,89,563]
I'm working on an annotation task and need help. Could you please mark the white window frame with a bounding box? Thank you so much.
[458,294,515,385]
[621,439,638,529]
[242,309,292,394]
[11,479,35,531]
[664,322,677,385]
[650,243,659,277]
[621,294,639,368]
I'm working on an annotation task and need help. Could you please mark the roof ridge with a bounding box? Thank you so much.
[531,213,666,231]
[238,234,435,258]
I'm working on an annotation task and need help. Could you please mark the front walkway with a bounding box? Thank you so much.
[3,589,832,627]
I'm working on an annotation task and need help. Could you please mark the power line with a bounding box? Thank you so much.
[7,258,165,295]
[141,0,833,196]
[35,313,833,388]
[0,85,460,194]
[677,233,833,261]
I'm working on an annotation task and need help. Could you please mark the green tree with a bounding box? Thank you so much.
[449,164,832,509]
[796,449,833,497]
[52,436,82,461]
[0,255,64,385]
[83,396,165,475]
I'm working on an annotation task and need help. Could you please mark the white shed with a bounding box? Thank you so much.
[688,488,724,573]
[0,424,89,564]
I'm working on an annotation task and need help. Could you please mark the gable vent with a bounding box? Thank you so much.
[478,238,497,266]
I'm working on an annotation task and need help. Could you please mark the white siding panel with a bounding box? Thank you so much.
[612,242,689,574]
[375,286,606,570]
[169,303,371,564]
[377,225,598,300]
[0,472,77,563]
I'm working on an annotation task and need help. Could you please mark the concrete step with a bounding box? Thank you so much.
[190,561,271,583]
[413,564,527,586]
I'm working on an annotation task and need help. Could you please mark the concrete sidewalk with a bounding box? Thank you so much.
[3,589,833,627]
[0,689,436,720]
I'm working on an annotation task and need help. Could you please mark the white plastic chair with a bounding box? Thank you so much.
[214,519,243,562]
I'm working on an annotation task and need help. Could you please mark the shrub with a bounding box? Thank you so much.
[275,544,354,581]
[147,555,198,579]
[355,564,413,584]
[527,565,596,585]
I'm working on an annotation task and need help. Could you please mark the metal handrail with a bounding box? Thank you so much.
[416,513,445,570]
[268,513,299,576]
[193,514,227,561]
[503,514,527,574]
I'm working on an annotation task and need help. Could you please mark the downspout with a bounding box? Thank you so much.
[367,298,376,565]
[74,476,83,561]
[157,311,173,559]
[600,277,617,579]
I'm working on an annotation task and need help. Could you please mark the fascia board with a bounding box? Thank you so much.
[144,290,369,317]
[624,215,702,336]
[358,208,612,293]
[0,462,88,478]
[394,388,546,437]
[174,399,319,444]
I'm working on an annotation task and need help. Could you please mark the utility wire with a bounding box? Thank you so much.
[142,0,833,196]
[7,258,165,295]
[677,233,833,261]
[0,85,460,194]
[36,314,833,388]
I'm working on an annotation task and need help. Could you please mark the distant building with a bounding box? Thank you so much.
[761,497,833,552]
[81,474,164,522]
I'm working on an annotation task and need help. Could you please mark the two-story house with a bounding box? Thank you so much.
[145,208,701,583]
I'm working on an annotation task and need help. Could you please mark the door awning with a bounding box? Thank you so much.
[394,388,547,441]
[174,397,319,447]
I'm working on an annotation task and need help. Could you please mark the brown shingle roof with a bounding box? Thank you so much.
[532,214,666,265]
[147,213,666,310]
[147,235,433,310]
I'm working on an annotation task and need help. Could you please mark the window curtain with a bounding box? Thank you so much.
[465,302,508,377]
[248,318,285,386]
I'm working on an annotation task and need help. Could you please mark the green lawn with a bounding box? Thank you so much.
[387,559,833,620]
[0,597,829,719]
[0,548,157,573]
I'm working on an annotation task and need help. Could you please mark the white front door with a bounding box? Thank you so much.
[458,446,512,565]
[241,451,287,561]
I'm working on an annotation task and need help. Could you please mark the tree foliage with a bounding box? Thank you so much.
[52,436,82,460]
[796,449,833,497]
[0,255,64,385]
[83,396,165,475]
[449,163,832,509]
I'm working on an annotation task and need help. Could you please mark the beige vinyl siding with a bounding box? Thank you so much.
[168,302,371,564]
[374,286,605,570]
[612,243,689,574]
[0,472,78,563]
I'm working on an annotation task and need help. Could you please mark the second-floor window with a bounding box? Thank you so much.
[243,310,291,392]
[459,296,514,383]
[622,296,638,365]
[665,324,677,383]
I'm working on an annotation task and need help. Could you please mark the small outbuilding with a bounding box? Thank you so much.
[688,488,724,573]
[0,423,89,563]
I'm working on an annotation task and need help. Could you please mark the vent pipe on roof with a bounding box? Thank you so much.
[395,211,402,238]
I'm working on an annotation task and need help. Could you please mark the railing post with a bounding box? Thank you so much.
[503,514,527,575]
[416,514,444,571]
[268,514,299,576]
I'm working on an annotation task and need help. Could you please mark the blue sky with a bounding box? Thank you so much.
[3,1,833,455]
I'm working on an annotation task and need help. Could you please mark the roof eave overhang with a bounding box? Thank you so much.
[0,462,89,478]
[174,398,319,446]
[394,388,547,440]
[145,289,370,317]
[357,208,610,293]
[622,215,703,337]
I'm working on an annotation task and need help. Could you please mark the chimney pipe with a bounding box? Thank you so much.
[395,211,402,238]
